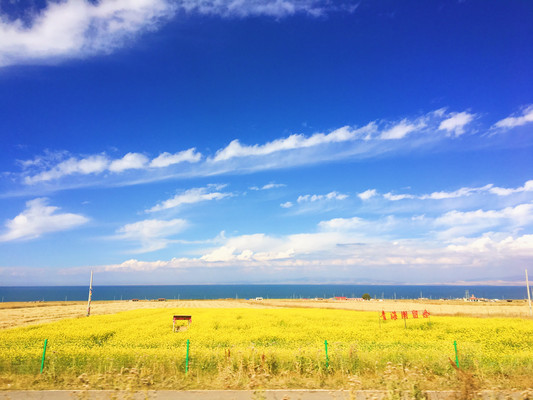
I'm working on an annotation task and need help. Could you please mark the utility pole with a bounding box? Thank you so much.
[86,270,93,317]
[526,269,532,317]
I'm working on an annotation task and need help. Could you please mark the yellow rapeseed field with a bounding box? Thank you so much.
[0,307,532,390]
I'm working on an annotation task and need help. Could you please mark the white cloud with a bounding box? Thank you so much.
[115,218,187,252]
[250,182,286,190]
[147,184,232,212]
[447,234,533,256]
[262,182,285,190]
[92,229,533,276]
[380,120,423,140]
[419,184,493,200]
[14,108,483,189]
[178,0,347,18]
[213,124,375,162]
[149,148,202,168]
[318,216,365,231]
[383,192,416,201]
[108,152,149,172]
[434,203,533,238]
[435,203,533,227]
[280,201,293,208]
[358,189,377,200]
[438,112,475,136]
[0,0,176,67]
[0,198,88,241]
[381,181,533,202]
[79,203,533,277]
[494,105,533,129]
[297,191,348,203]
[490,180,533,196]
[22,149,201,185]
[24,154,110,184]
[0,0,355,68]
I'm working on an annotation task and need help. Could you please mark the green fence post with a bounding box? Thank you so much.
[324,340,329,369]
[40,339,48,374]
[185,339,190,374]
[453,340,459,368]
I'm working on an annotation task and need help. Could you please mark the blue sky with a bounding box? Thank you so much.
[0,0,532,285]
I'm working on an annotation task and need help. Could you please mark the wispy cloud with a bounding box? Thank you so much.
[149,149,201,168]
[250,182,286,190]
[365,180,533,202]
[0,198,88,241]
[147,184,232,213]
[213,124,376,162]
[380,119,424,140]
[493,105,533,129]
[23,154,109,185]
[0,0,355,68]
[490,180,533,196]
[297,191,348,203]
[383,192,416,201]
[114,218,187,253]
[358,189,377,200]
[21,148,201,185]
[10,108,505,192]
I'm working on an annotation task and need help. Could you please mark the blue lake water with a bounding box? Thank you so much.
[0,284,528,302]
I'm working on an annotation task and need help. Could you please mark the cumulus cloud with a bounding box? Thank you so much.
[90,229,533,277]
[147,184,232,212]
[0,0,354,68]
[493,105,533,129]
[434,203,533,238]
[438,111,475,136]
[0,198,88,241]
[75,198,533,278]
[447,234,533,256]
[115,218,187,252]
[280,201,293,208]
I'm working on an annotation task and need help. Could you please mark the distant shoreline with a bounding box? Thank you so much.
[0,284,529,303]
